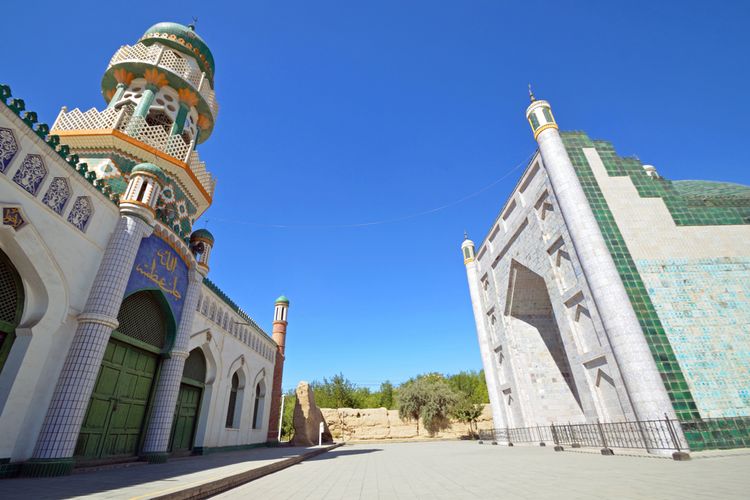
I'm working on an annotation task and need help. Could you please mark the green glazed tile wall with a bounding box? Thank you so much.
[560,132,750,450]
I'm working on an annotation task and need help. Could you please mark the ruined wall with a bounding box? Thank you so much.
[320,404,493,441]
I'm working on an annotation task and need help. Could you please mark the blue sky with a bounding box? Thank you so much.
[3,1,749,391]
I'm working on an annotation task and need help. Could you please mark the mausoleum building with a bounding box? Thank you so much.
[0,22,288,477]
[463,91,750,452]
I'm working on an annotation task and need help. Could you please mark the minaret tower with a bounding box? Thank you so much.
[525,88,686,454]
[51,21,219,238]
[461,234,508,444]
[26,22,223,476]
[266,295,289,442]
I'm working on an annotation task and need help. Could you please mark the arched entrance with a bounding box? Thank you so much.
[75,290,175,461]
[0,249,24,376]
[169,348,206,454]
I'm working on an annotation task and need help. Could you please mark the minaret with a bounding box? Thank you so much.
[462,234,508,444]
[525,88,687,455]
[51,21,220,238]
[266,295,289,442]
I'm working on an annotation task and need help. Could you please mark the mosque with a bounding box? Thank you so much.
[463,90,750,453]
[0,22,289,477]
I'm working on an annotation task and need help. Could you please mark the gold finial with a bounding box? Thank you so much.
[528,84,536,103]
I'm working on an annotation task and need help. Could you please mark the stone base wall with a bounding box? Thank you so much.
[320,404,493,441]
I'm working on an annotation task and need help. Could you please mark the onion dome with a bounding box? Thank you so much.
[275,295,290,304]
[131,162,167,185]
[190,227,215,245]
[139,22,216,86]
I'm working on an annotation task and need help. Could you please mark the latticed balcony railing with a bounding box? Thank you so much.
[108,43,218,117]
[51,106,216,197]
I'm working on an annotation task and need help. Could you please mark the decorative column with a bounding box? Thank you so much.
[525,89,688,456]
[141,266,204,463]
[25,164,165,476]
[266,296,289,443]
[140,228,212,462]
[125,69,167,136]
[462,235,509,444]
[106,69,134,109]
[194,114,212,145]
[171,89,198,136]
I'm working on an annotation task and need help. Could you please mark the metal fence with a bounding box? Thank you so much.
[478,416,750,454]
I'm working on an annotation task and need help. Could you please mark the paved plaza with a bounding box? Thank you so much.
[216,441,750,500]
[1,445,332,499]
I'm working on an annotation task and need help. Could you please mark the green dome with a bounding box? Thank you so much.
[191,228,214,244]
[139,22,216,86]
[131,162,167,185]
[275,295,290,304]
[672,180,750,200]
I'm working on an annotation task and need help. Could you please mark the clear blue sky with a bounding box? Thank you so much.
[3,1,749,391]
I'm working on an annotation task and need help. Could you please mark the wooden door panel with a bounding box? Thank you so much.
[76,339,158,460]
[170,384,201,452]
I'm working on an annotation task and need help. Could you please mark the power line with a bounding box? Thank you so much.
[209,152,534,229]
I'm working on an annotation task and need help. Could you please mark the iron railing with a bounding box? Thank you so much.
[478,416,750,453]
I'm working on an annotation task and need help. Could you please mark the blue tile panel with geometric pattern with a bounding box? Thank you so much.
[560,131,750,450]
[637,258,750,419]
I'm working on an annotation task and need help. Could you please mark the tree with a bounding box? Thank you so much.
[312,373,358,408]
[398,377,458,435]
[447,370,489,404]
[451,397,484,439]
[280,389,296,441]
[379,381,394,409]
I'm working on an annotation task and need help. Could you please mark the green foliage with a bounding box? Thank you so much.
[398,377,458,435]
[280,389,296,441]
[311,373,358,408]
[446,370,489,404]
[306,370,486,417]
[451,397,484,439]
[379,381,394,409]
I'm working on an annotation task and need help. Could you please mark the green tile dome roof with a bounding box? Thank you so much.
[131,162,167,185]
[190,228,214,244]
[275,295,289,304]
[672,180,750,200]
[139,22,215,85]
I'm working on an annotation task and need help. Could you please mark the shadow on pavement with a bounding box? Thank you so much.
[308,448,382,460]
[0,446,319,500]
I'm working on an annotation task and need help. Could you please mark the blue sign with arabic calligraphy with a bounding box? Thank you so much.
[124,234,189,324]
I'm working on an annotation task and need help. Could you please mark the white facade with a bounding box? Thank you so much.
[464,153,634,432]
[0,102,277,464]
[0,22,285,477]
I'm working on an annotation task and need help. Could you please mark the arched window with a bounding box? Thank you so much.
[183,348,207,384]
[0,249,24,376]
[226,372,240,428]
[116,291,169,350]
[252,381,266,429]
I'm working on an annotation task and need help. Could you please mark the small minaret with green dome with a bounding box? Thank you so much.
[266,295,290,442]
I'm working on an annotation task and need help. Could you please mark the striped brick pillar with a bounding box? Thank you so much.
[141,267,204,462]
[25,215,153,476]
[266,296,289,443]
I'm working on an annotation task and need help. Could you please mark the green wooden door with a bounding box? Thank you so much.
[75,339,158,459]
[169,384,201,452]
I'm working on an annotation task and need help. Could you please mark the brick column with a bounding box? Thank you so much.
[25,215,152,477]
[141,267,203,462]
[266,297,288,443]
[266,349,285,442]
